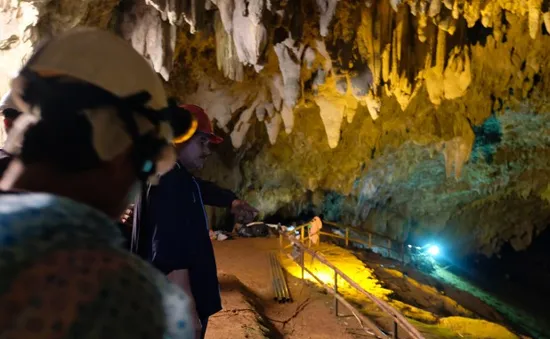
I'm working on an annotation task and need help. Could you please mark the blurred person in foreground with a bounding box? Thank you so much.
[132,105,258,339]
[0,27,200,338]
[0,92,22,176]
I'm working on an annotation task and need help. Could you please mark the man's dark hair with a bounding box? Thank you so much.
[2,108,21,120]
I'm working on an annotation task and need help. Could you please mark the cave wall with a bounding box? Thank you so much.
[2,0,550,257]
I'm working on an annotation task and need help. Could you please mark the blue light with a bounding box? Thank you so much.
[427,245,440,256]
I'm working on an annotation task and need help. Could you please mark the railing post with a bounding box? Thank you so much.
[345,228,349,247]
[279,232,283,250]
[392,320,398,338]
[334,271,339,316]
[301,225,305,241]
[300,249,305,280]
[368,233,372,248]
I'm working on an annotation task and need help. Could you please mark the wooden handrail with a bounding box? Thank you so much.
[284,234,425,339]
[281,250,385,338]
[322,220,399,245]
[284,221,406,263]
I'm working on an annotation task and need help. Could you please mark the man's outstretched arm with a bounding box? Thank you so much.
[195,178,237,207]
[196,178,259,224]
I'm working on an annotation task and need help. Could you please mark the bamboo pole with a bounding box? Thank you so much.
[270,253,283,301]
[275,254,292,302]
[334,271,339,316]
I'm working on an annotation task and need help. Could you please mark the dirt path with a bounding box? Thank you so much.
[208,238,369,339]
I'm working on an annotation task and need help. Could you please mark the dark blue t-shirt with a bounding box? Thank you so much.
[144,165,222,319]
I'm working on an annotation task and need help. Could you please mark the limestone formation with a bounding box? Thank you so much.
[2,0,550,257]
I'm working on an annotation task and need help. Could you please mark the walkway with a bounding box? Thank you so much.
[208,238,366,339]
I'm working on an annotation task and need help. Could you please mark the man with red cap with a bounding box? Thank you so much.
[132,104,258,339]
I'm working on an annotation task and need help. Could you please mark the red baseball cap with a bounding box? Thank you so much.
[178,104,223,144]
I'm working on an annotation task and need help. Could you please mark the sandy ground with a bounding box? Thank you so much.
[207,237,372,339]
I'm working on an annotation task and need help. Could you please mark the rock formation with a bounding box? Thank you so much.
[2,0,550,257]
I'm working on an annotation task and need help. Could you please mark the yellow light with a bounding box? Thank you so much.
[173,118,198,144]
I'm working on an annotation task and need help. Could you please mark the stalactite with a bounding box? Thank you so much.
[120,0,176,80]
[215,12,244,81]
[211,0,234,32]
[230,90,265,148]
[544,12,550,33]
[463,0,482,27]
[316,0,339,37]
[529,0,543,39]
[233,0,268,67]
[264,112,282,144]
[315,94,346,149]
[145,0,206,33]
[428,0,441,17]
[274,37,305,109]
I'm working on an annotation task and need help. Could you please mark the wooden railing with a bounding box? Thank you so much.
[279,223,425,339]
[315,220,407,263]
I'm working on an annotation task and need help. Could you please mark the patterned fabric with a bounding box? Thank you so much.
[0,192,196,339]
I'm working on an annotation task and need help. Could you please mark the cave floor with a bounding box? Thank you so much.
[208,237,530,339]
[209,237,368,339]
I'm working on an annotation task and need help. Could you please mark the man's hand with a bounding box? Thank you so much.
[120,205,134,224]
[231,200,259,224]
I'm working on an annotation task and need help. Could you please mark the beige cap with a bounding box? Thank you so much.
[5,27,193,179]
[13,27,168,110]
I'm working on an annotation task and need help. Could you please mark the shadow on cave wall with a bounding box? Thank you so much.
[470,114,503,164]
[262,190,348,225]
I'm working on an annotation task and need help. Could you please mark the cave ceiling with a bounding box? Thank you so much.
[2,0,550,257]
